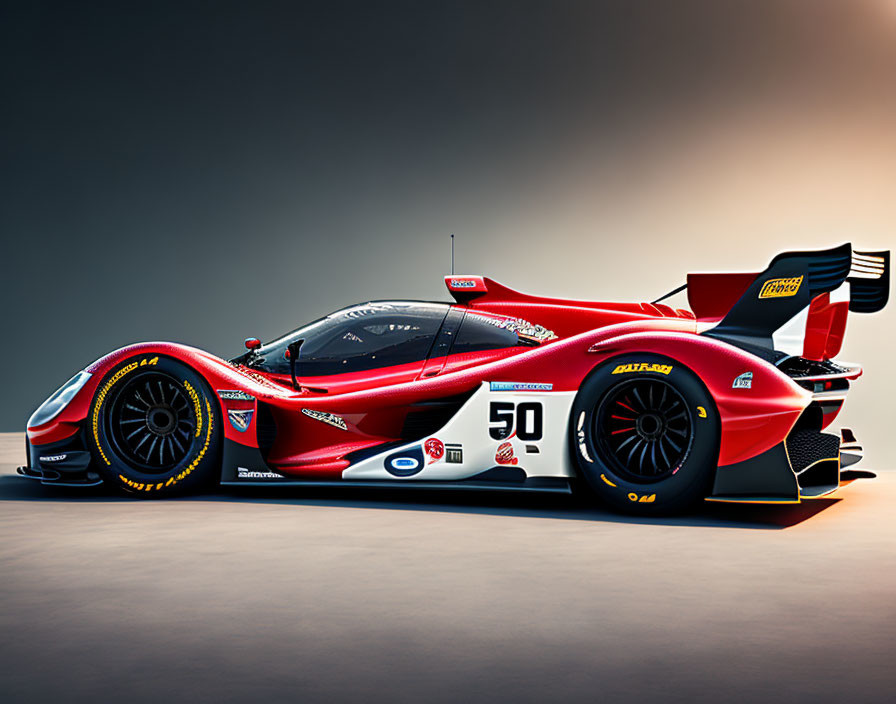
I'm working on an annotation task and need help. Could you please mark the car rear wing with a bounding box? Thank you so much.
[847,249,890,313]
[688,243,889,353]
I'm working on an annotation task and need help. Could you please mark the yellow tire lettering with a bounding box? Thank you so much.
[159,397,214,491]
[92,361,143,465]
[628,492,656,503]
[612,363,673,375]
[98,360,214,494]
[183,380,203,438]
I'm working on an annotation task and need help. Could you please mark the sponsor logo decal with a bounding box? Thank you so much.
[612,363,673,375]
[301,408,348,430]
[489,382,553,392]
[39,454,67,463]
[758,275,803,299]
[445,444,463,463]
[237,467,285,480]
[495,441,518,466]
[732,372,753,389]
[228,409,254,432]
[448,278,477,288]
[384,446,425,477]
[217,389,255,401]
[472,313,557,343]
[424,437,444,463]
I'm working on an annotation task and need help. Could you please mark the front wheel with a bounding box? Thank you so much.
[570,354,720,514]
[87,354,221,496]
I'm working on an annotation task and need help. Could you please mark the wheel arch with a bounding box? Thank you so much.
[568,349,723,512]
[83,350,225,494]
[583,331,811,466]
[572,348,722,458]
[82,342,278,449]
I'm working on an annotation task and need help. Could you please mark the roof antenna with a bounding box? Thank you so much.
[450,233,455,275]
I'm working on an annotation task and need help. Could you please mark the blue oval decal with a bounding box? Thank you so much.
[384,446,425,477]
[391,457,419,470]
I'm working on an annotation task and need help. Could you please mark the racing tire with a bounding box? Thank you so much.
[86,354,221,497]
[570,353,720,515]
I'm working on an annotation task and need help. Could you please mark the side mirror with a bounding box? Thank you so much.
[286,339,304,391]
[244,337,261,350]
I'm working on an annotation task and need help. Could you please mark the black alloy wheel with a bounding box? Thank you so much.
[107,371,196,473]
[87,354,221,496]
[569,354,720,514]
[595,378,693,483]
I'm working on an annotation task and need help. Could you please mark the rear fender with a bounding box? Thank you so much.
[587,331,811,466]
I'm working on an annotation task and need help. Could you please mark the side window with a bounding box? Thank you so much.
[301,304,447,375]
[452,312,522,354]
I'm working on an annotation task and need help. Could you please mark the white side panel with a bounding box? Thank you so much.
[772,282,850,356]
[771,307,809,357]
[342,382,576,480]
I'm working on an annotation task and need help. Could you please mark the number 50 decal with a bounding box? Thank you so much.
[489,402,543,441]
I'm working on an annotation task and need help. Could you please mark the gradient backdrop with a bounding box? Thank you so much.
[2,1,894,465]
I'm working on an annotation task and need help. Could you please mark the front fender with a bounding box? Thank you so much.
[27,342,277,447]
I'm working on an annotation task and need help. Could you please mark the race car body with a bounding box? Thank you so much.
[19,243,889,513]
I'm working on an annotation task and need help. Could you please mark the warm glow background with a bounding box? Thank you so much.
[2,1,894,465]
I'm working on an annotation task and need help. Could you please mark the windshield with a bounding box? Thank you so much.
[237,302,450,376]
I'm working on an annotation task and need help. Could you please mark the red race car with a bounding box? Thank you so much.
[20,244,889,513]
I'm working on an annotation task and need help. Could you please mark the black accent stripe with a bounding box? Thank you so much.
[704,243,853,350]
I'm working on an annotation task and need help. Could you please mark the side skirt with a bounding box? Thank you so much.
[220,438,572,493]
[220,477,572,494]
[219,439,287,483]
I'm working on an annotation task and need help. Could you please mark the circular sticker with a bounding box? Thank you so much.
[495,442,517,466]
[424,437,444,461]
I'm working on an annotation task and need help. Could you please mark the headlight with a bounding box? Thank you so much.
[28,370,93,428]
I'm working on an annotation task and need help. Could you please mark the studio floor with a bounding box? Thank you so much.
[1,432,893,703]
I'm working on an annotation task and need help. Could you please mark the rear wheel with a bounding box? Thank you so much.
[570,354,720,514]
[87,355,221,496]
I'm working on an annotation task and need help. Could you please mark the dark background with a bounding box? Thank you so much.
[2,7,896,704]
[2,1,894,462]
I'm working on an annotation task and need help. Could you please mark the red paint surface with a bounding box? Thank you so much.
[27,274,839,478]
